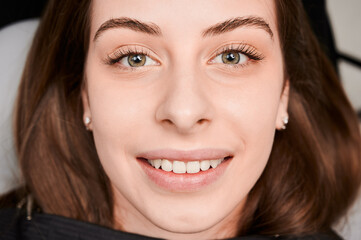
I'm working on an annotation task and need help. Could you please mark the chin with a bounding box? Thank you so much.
[140,192,245,238]
[149,209,227,234]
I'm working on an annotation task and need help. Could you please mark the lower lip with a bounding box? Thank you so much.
[138,158,231,192]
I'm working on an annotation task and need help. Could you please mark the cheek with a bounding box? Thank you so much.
[215,67,283,143]
[84,67,152,170]
[215,69,283,183]
[84,71,157,196]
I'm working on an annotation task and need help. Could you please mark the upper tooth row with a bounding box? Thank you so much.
[147,159,224,173]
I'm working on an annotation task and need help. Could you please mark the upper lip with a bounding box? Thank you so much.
[137,148,233,161]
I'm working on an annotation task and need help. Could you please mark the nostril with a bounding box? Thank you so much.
[162,119,174,125]
[197,119,208,124]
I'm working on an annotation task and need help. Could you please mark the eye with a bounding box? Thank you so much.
[215,51,248,65]
[119,54,158,68]
[105,46,159,68]
[209,44,264,67]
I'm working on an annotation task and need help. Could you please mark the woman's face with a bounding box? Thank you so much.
[84,0,288,238]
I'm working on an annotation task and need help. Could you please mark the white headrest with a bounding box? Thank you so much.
[0,19,39,194]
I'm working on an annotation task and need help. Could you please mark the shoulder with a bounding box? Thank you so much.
[0,207,343,240]
[230,231,342,240]
[0,208,19,240]
[284,232,343,240]
[0,188,29,239]
[0,207,161,240]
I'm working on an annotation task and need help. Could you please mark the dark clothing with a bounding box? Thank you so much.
[0,208,342,240]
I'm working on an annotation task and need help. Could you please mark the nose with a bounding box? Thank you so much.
[155,71,212,134]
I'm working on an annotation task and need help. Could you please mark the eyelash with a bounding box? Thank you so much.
[105,47,151,66]
[105,43,264,68]
[211,43,264,67]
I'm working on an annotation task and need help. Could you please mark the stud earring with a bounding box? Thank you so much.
[84,117,91,130]
[282,116,289,130]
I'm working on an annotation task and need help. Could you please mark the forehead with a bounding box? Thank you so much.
[90,0,278,39]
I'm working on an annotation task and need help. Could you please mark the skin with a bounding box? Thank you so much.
[83,0,289,239]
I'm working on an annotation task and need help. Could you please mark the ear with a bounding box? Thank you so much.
[81,83,93,131]
[275,79,290,130]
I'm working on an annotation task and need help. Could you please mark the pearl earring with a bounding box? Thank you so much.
[84,117,91,130]
[282,116,289,130]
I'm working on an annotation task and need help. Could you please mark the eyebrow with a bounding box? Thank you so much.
[93,16,273,42]
[94,17,162,41]
[202,16,274,39]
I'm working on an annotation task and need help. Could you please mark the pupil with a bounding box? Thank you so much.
[227,53,236,61]
[128,54,146,67]
[222,51,240,64]
[132,55,142,63]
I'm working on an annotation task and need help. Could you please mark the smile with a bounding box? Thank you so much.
[146,158,227,173]
[137,149,233,191]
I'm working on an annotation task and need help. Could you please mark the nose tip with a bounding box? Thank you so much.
[160,109,210,133]
[155,85,212,134]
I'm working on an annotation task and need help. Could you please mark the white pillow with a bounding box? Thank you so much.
[0,19,39,194]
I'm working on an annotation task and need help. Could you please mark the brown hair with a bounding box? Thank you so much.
[2,0,361,237]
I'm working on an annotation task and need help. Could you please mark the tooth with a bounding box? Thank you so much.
[151,158,225,172]
[200,160,210,171]
[147,159,152,165]
[148,159,156,167]
[210,160,219,168]
[161,159,172,172]
[173,161,186,174]
[187,161,200,173]
[153,159,162,169]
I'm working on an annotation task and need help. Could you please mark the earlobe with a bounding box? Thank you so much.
[81,85,93,131]
[276,80,290,131]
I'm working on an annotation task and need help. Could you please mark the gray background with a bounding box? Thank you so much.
[328,0,361,111]
[328,1,361,239]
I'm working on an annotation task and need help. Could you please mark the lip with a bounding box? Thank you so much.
[137,149,233,192]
